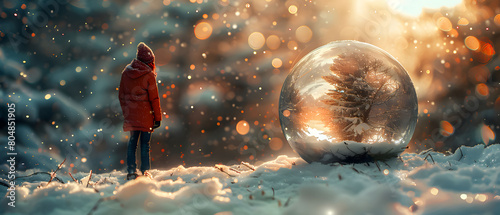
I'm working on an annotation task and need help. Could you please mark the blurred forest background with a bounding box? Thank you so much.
[0,0,499,173]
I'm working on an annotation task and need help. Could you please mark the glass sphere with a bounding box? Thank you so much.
[279,41,418,164]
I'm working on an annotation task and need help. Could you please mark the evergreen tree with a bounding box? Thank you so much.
[321,54,401,143]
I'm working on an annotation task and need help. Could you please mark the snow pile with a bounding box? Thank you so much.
[3,144,500,214]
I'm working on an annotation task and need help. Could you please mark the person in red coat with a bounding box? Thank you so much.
[119,42,162,180]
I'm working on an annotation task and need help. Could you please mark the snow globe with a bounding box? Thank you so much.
[279,41,418,164]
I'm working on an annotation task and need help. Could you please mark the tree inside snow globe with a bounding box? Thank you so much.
[279,41,418,164]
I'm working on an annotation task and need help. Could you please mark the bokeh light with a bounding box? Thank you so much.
[266,35,281,50]
[272,58,283,68]
[282,110,291,117]
[476,83,489,97]
[236,120,250,135]
[295,25,313,43]
[2,0,498,172]
[269,138,283,151]
[287,40,298,50]
[495,14,500,25]
[194,22,213,40]
[288,5,298,14]
[465,36,480,51]
[248,32,265,50]
[440,121,454,137]
[154,48,171,66]
[457,18,469,26]
[481,125,495,145]
[436,17,452,31]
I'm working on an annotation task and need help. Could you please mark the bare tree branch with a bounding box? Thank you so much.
[47,158,67,186]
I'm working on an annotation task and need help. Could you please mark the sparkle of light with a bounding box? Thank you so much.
[460,194,467,200]
[430,187,439,195]
[272,58,283,68]
[288,5,298,14]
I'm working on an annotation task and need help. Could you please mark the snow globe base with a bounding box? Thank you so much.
[279,41,418,164]
[297,140,408,164]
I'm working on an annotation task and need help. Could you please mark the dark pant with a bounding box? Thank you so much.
[127,131,151,174]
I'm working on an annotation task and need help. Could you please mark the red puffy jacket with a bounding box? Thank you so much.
[119,59,162,132]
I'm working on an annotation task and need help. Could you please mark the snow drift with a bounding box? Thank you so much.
[2,144,500,215]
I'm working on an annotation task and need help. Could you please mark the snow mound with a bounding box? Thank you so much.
[3,145,500,215]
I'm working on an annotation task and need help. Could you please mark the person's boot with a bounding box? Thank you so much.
[127,173,138,180]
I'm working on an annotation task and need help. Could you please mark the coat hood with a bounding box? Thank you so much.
[123,59,156,79]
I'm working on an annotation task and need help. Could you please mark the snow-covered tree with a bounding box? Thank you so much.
[321,54,402,143]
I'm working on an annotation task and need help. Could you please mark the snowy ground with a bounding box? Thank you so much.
[2,144,500,215]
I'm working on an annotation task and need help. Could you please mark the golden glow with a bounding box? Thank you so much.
[298,107,335,141]
[430,187,439,195]
[460,194,467,200]
[269,138,283,151]
[476,83,489,96]
[248,32,265,50]
[305,127,331,141]
[272,58,283,68]
[282,109,291,117]
[388,0,462,17]
[288,5,298,14]
[436,17,452,31]
[236,120,250,135]
[481,125,495,145]
[448,29,458,38]
[266,35,281,50]
[476,194,488,202]
[194,22,213,40]
[457,18,469,26]
[440,121,454,136]
[287,40,298,50]
[495,14,500,25]
[465,36,480,51]
[295,25,313,43]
